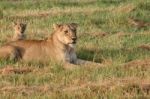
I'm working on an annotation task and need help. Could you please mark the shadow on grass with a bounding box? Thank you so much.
[77,47,150,63]
[99,0,127,5]
[55,1,96,7]
[77,48,102,63]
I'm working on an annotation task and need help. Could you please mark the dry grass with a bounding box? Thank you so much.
[0,66,32,75]
[112,4,136,14]
[0,85,52,95]
[138,44,150,51]
[113,31,150,39]
[4,7,110,20]
[62,77,150,96]
[0,77,149,96]
[83,43,100,53]
[91,32,108,37]
[124,59,150,69]
[128,18,150,28]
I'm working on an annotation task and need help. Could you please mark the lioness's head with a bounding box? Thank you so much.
[13,22,27,34]
[53,23,78,46]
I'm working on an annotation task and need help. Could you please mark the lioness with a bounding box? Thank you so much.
[12,22,26,41]
[0,23,78,68]
[0,23,101,69]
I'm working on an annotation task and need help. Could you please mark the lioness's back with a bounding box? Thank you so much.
[4,40,52,61]
[7,40,48,48]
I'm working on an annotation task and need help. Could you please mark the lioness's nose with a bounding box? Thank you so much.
[72,37,77,41]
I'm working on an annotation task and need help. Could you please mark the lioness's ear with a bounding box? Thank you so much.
[53,24,62,30]
[22,23,27,27]
[70,23,78,29]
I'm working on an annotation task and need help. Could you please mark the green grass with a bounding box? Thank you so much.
[0,0,150,99]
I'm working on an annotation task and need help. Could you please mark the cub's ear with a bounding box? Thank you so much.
[53,24,62,30]
[70,23,78,29]
[12,22,18,26]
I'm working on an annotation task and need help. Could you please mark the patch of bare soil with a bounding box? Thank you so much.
[124,59,150,69]
[112,4,136,14]
[0,66,32,75]
[115,32,131,38]
[101,59,113,66]
[123,83,150,96]
[91,32,108,37]
[138,44,150,51]
[0,85,52,95]
[114,31,150,39]
[128,18,150,28]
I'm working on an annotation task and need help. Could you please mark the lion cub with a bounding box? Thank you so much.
[12,22,26,41]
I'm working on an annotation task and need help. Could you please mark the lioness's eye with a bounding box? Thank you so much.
[64,30,68,34]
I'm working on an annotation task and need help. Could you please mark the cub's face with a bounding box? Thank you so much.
[54,23,78,46]
[13,22,26,34]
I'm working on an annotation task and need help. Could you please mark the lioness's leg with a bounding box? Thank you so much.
[76,59,103,67]
[63,59,103,70]
[0,46,20,60]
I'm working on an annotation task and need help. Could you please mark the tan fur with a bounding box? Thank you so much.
[0,23,79,69]
[12,22,26,41]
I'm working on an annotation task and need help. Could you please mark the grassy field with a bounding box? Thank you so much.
[0,0,150,98]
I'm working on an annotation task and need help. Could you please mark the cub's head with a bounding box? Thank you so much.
[53,23,78,46]
[13,22,27,34]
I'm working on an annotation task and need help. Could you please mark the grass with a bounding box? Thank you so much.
[0,0,150,98]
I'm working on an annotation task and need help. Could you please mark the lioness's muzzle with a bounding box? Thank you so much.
[72,37,77,44]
